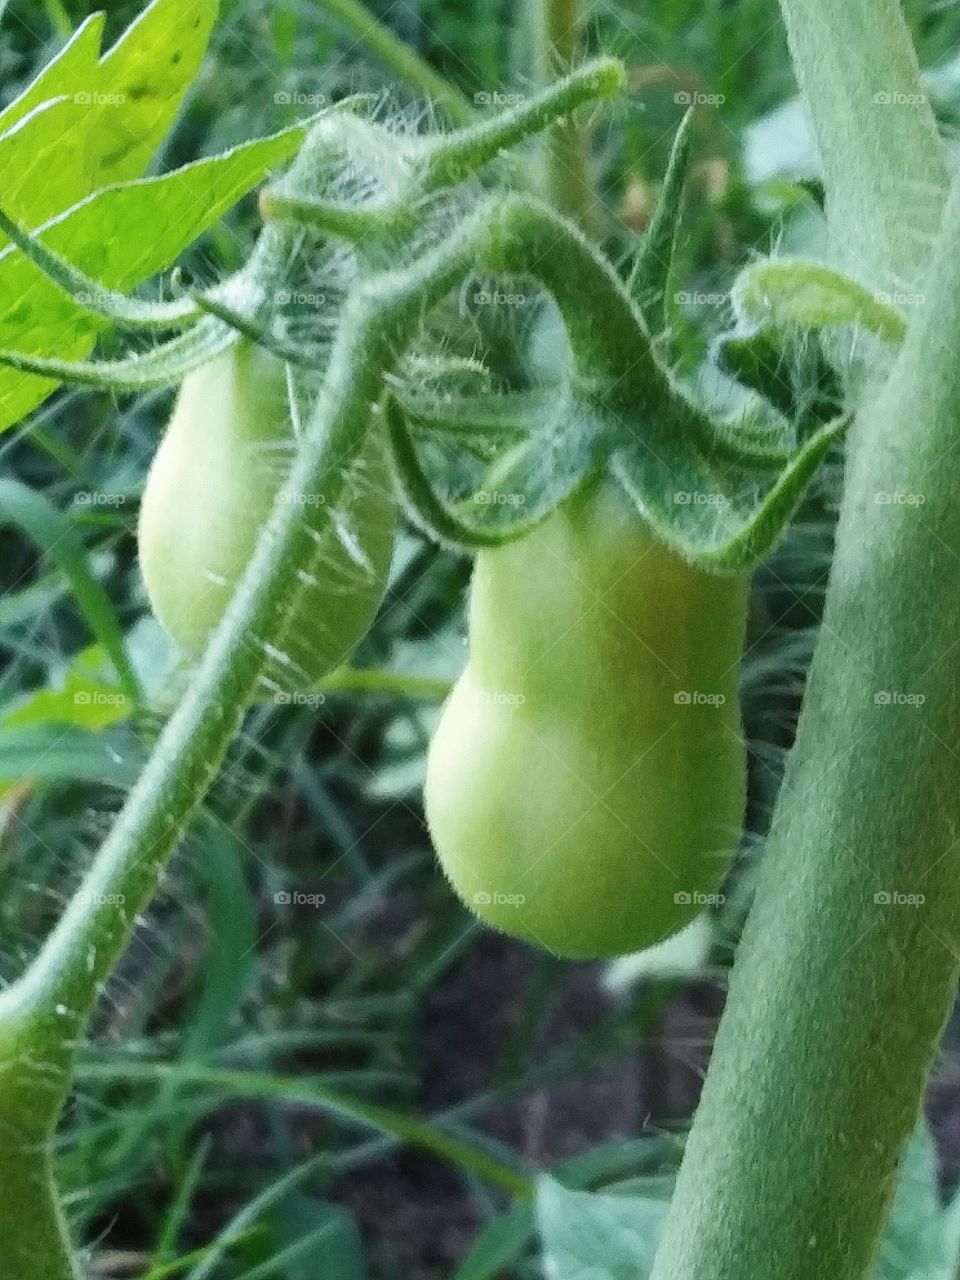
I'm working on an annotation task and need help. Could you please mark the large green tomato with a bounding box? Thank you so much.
[425,480,747,958]
[138,341,395,688]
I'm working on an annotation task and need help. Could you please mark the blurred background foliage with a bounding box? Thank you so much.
[4,0,960,1276]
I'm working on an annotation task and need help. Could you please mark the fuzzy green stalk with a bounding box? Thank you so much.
[648,160,960,1280]
[777,0,945,292]
[528,0,596,229]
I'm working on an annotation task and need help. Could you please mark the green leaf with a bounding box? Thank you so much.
[0,0,217,226]
[0,723,140,786]
[454,1142,674,1280]
[182,825,258,1060]
[873,1120,953,1280]
[0,478,139,701]
[0,126,304,429]
[1,645,133,733]
[628,110,692,334]
[536,1176,668,1280]
[269,1194,366,1280]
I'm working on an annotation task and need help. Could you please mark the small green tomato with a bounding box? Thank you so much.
[425,479,747,958]
[138,340,395,688]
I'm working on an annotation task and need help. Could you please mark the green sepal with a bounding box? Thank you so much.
[258,190,404,247]
[0,205,200,331]
[189,292,320,367]
[611,412,848,570]
[713,325,842,427]
[627,109,693,334]
[385,391,601,550]
[732,256,906,344]
[703,411,796,470]
[0,316,238,391]
[399,388,544,458]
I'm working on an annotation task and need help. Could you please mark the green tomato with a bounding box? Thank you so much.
[138,341,395,689]
[425,479,747,958]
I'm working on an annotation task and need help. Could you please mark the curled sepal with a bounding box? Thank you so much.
[190,291,320,367]
[0,205,201,330]
[610,413,848,570]
[703,411,796,471]
[396,353,492,395]
[732,257,906,345]
[713,325,842,428]
[385,392,600,550]
[627,109,693,334]
[0,315,238,390]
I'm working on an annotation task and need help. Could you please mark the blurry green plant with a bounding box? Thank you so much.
[0,0,959,1275]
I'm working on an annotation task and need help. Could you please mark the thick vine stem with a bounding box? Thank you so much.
[776,0,944,293]
[648,166,960,1280]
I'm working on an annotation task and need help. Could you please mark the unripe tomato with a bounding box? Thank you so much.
[138,341,395,688]
[425,480,747,958]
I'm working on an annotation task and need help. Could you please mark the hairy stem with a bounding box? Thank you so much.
[529,0,596,228]
[648,154,960,1280]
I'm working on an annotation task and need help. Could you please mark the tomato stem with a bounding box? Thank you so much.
[528,0,596,229]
